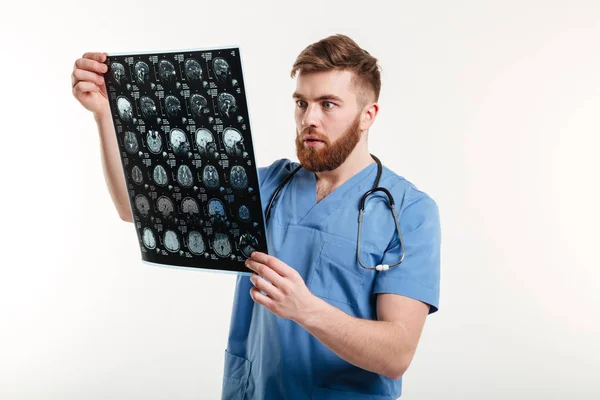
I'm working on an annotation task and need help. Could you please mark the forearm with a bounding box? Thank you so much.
[296,297,411,380]
[95,112,132,222]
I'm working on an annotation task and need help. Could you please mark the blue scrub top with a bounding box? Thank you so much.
[222,159,441,400]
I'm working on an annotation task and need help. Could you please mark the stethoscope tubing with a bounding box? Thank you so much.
[265,154,405,271]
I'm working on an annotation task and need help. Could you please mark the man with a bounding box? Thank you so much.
[71,34,441,399]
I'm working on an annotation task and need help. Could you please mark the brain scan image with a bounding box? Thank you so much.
[164,95,182,119]
[135,194,151,216]
[169,128,190,155]
[187,231,205,255]
[212,233,232,258]
[239,233,259,258]
[153,165,168,186]
[238,205,250,222]
[131,165,144,184]
[181,197,200,214]
[195,128,219,159]
[222,128,245,157]
[202,165,220,189]
[156,196,174,218]
[189,94,208,119]
[217,93,237,117]
[184,58,203,82]
[212,58,231,84]
[158,59,177,84]
[140,96,157,120]
[229,166,248,190]
[142,228,156,249]
[110,62,127,86]
[208,198,226,219]
[177,165,194,187]
[163,230,180,252]
[116,96,134,123]
[106,48,267,271]
[146,130,163,154]
[124,131,139,154]
[134,61,150,86]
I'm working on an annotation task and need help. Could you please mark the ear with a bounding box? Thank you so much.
[360,102,379,131]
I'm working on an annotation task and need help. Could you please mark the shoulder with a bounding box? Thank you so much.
[257,158,299,188]
[378,164,440,232]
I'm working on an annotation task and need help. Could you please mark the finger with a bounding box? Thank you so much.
[250,287,275,309]
[82,52,107,63]
[245,259,285,287]
[72,80,101,96]
[250,252,293,277]
[72,68,104,86]
[249,273,282,300]
[74,57,108,74]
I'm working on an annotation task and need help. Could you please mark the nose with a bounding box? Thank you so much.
[301,103,321,129]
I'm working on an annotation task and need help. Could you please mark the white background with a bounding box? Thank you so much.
[1,1,599,399]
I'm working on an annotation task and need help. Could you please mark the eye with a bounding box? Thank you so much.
[296,100,307,108]
[322,101,335,109]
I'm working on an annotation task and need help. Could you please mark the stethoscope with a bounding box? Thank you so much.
[265,154,405,271]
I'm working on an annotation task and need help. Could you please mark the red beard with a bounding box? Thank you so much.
[295,114,361,172]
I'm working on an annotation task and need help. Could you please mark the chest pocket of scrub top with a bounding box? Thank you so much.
[308,241,365,312]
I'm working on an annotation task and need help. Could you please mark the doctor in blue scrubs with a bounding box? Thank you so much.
[222,34,441,400]
[71,34,440,400]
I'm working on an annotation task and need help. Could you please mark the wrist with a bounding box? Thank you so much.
[93,109,111,125]
[295,293,326,328]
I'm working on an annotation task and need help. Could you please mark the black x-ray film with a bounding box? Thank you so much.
[104,47,265,274]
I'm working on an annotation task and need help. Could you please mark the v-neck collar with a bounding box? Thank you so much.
[291,162,378,228]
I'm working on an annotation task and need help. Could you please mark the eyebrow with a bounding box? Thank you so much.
[292,92,344,103]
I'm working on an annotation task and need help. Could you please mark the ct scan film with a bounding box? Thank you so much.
[104,47,265,274]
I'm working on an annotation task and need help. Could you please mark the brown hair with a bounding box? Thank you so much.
[290,34,381,106]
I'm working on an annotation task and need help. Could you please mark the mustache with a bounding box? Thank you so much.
[297,126,328,143]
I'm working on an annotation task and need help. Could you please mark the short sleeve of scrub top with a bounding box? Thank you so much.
[257,159,297,194]
[373,188,441,313]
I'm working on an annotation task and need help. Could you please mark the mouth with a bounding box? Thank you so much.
[302,134,326,145]
[303,138,325,148]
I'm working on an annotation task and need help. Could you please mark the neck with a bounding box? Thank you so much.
[314,143,375,189]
